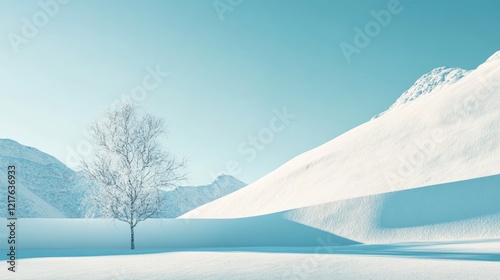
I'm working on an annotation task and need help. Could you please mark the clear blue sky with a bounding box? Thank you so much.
[1,0,499,185]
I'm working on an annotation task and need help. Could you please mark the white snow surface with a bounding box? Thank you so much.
[2,240,500,280]
[1,215,499,279]
[184,51,500,220]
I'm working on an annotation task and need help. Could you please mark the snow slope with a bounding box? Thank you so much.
[184,51,500,219]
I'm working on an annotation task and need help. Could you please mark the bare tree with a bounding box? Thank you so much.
[81,102,185,249]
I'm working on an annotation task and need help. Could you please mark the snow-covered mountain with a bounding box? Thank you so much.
[0,139,245,218]
[0,139,84,218]
[158,175,246,218]
[183,51,500,243]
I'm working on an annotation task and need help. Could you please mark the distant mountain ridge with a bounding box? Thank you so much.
[0,138,245,218]
[159,175,246,218]
[0,138,83,218]
[0,138,62,165]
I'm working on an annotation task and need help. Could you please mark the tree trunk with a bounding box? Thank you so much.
[130,225,135,250]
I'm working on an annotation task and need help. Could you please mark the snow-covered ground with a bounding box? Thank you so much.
[2,240,500,280]
[0,217,356,251]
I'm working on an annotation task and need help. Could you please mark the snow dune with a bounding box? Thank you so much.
[283,174,500,244]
